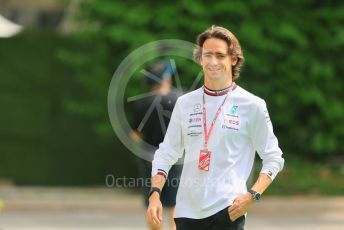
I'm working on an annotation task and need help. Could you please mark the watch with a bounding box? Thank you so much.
[248,189,261,201]
[148,187,161,198]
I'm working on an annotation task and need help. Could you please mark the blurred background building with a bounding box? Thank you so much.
[0,0,63,29]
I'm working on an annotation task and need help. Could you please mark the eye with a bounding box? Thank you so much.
[202,53,212,58]
[216,54,226,59]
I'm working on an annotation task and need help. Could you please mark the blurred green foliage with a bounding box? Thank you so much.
[1,0,343,187]
[257,155,344,195]
[61,0,344,159]
[0,31,138,185]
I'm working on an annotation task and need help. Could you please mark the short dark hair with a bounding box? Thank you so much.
[144,60,173,85]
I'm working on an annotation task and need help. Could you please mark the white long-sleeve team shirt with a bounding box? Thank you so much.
[152,85,284,219]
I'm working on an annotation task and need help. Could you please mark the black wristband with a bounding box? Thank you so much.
[149,187,161,198]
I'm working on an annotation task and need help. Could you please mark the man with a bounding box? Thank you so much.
[146,26,285,230]
[131,60,183,230]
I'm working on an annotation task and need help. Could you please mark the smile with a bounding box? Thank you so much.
[208,68,221,71]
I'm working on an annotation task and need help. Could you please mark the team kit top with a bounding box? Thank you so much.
[152,83,285,219]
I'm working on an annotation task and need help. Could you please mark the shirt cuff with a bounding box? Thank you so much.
[156,169,168,179]
[260,168,278,181]
[152,163,171,179]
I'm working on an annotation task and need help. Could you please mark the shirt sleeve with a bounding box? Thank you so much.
[250,99,285,181]
[151,98,184,178]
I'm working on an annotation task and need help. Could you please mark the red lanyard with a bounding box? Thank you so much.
[202,83,236,151]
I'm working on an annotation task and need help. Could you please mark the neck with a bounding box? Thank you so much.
[204,79,232,91]
[203,81,236,96]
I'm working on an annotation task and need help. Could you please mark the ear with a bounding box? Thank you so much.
[231,56,238,66]
[199,55,205,66]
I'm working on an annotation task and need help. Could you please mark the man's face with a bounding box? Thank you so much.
[200,38,237,82]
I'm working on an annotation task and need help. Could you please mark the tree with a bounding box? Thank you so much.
[58,0,344,160]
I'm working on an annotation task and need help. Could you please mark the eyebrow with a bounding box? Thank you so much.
[202,51,227,55]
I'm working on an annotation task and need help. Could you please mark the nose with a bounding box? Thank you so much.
[209,55,219,65]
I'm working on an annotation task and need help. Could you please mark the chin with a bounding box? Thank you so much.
[207,73,223,80]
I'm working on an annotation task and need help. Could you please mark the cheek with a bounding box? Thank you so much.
[221,63,227,70]
[225,61,233,72]
[200,59,207,70]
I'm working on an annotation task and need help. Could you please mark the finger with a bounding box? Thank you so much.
[149,209,157,225]
[151,209,161,225]
[146,209,154,225]
[230,214,238,222]
[229,208,240,219]
[147,211,155,226]
[152,216,160,225]
[228,202,238,212]
[145,210,150,223]
[228,205,234,212]
[157,206,163,222]
[230,209,241,221]
[228,207,238,216]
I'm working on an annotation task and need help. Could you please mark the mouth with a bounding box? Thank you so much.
[207,68,222,73]
[207,67,221,71]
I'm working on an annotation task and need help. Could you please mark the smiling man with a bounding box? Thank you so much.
[146,25,285,230]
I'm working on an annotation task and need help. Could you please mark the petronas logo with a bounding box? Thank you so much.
[230,105,238,115]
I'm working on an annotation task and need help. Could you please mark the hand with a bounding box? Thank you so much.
[228,193,253,221]
[146,193,163,230]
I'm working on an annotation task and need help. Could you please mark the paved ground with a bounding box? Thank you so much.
[0,186,343,230]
